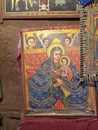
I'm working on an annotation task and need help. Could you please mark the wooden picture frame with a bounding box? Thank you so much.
[2,0,79,19]
[19,25,97,116]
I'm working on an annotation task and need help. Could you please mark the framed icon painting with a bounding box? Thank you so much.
[2,0,79,19]
[18,25,97,116]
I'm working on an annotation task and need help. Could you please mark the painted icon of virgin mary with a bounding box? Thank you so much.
[28,39,88,111]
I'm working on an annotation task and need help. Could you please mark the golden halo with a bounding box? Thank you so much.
[60,55,70,66]
[47,43,65,58]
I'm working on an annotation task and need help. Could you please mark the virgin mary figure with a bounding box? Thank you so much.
[27,39,88,111]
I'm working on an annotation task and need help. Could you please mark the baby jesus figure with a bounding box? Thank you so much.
[51,56,71,97]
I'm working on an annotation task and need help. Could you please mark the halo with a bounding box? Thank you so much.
[47,43,65,58]
[60,55,70,66]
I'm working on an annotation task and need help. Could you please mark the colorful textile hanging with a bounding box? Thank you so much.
[80,0,94,6]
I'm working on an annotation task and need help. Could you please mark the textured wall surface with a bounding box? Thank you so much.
[0,19,79,130]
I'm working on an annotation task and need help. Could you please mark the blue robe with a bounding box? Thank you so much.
[28,59,88,110]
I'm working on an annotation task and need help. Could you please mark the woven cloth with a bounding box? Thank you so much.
[19,116,98,130]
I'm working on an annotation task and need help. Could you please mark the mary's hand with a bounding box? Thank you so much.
[53,78,64,87]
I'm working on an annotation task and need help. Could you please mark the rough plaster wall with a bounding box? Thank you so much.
[0,19,79,130]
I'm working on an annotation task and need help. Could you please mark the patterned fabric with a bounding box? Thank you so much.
[80,0,94,6]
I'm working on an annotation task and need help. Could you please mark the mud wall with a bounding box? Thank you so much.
[0,19,79,130]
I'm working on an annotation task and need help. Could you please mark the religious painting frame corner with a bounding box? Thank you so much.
[2,0,79,19]
[19,26,97,117]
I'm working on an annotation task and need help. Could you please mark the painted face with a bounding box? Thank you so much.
[27,38,35,49]
[61,59,67,66]
[53,50,61,64]
[65,38,70,46]
[44,40,49,48]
